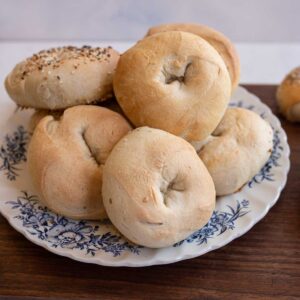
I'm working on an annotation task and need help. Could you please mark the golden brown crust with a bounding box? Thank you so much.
[276,66,300,122]
[27,105,132,220]
[113,31,231,142]
[102,127,215,248]
[146,23,240,89]
[5,46,119,110]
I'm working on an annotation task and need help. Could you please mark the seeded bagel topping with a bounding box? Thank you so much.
[286,67,300,85]
[18,45,113,79]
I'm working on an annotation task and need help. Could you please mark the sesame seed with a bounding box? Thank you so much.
[18,45,113,78]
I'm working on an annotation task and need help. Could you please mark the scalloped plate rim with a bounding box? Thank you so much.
[0,86,290,267]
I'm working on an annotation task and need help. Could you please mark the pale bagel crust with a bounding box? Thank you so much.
[5,46,119,110]
[146,23,240,89]
[28,109,63,133]
[276,66,300,122]
[197,108,273,196]
[113,31,231,142]
[102,127,216,248]
[28,105,131,220]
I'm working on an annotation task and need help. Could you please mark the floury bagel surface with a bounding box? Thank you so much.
[102,127,216,248]
[113,31,231,142]
[145,22,240,90]
[196,108,273,196]
[27,105,131,220]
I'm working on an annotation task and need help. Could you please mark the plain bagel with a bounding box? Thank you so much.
[28,105,131,219]
[197,108,273,196]
[276,66,300,122]
[102,127,216,248]
[113,31,231,142]
[145,23,240,89]
[5,46,119,110]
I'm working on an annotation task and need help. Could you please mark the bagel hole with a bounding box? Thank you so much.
[164,72,184,85]
[167,180,185,192]
[142,221,164,226]
[211,132,222,137]
[80,128,101,166]
[45,119,58,135]
[160,177,185,207]
[162,62,192,85]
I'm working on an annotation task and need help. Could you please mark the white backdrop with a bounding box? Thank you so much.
[0,0,299,42]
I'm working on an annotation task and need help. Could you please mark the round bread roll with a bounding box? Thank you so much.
[5,46,119,110]
[102,127,216,248]
[145,23,240,89]
[28,105,131,219]
[113,31,231,142]
[276,66,300,122]
[197,108,273,196]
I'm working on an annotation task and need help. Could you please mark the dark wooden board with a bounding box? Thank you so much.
[0,85,299,300]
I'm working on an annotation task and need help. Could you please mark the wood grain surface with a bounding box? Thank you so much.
[0,85,299,300]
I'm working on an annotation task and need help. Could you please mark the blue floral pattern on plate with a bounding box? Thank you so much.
[6,191,141,256]
[0,87,289,265]
[1,105,283,256]
[248,130,282,187]
[6,191,250,255]
[175,200,249,247]
[0,126,29,180]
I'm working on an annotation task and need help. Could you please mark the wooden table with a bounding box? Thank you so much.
[0,85,299,299]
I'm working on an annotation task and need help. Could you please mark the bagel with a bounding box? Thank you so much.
[145,23,240,89]
[102,127,216,248]
[5,46,119,110]
[276,66,300,122]
[197,108,273,196]
[28,105,131,219]
[113,31,231,142]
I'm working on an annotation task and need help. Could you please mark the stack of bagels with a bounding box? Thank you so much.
[4,23,273,248]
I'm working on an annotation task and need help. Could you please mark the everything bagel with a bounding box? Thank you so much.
[277,66,300,122]
[5,46,119,110]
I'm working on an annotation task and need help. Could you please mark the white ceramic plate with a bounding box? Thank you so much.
[0,86,290,267]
